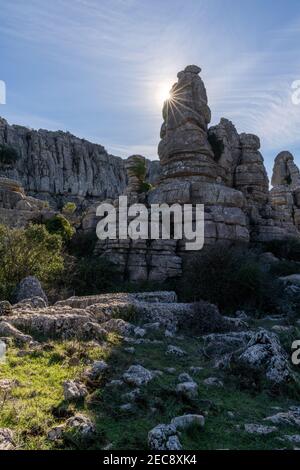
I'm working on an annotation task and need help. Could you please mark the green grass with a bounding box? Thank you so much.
[0,328,299,450]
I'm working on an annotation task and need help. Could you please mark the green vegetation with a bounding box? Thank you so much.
[0,144,20,166]
[62,202,77,215]
[131,158,152,193]
[0,224,64,301]
[45,214,75,243]
[178,243,282,314]
[264,237,300,262]
[1,326,299,450]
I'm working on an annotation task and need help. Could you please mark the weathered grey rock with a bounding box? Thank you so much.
[170,414,205,430]
[48,414,95,442]
[84,360,108,381]
[178,373,193,383]
[283,435,300,444]
[123,365,154,387]
[264,407,300,428]
[63,380,88,401]
[0,301,12,317]
[176,381,198,399]
[13,276,48,305]
[0,321,33,344]
[13,297,47,309]
[0,428,15,450]
[148,424,181,451]
[203,377,224,388]
[166,345,186,357]
[236,329,292,384]
[244,424,278,435]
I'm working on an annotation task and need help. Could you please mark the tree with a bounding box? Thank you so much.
[0,224,64,300]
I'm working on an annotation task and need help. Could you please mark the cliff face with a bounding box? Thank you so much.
[0,117,128,208]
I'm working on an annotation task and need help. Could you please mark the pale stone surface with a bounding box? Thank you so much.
[244,424,278,435]
[0,428,15,450]
[148,424,182,451]
[123,365,154,387]
[13,276,48,305]
[63,380,88,401]
[171,414,205,430]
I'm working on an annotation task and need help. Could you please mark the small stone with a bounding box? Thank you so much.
[122,388,141,402]
[47,425,65,441]
[66,414,96,441]
[178,373,193,383]
[123,365,154,387]
[124,347,135,354]
[134,327,146,338]
[176,381,198,399]
[171,414,205,430]
[84,360,108,380]
[120,403,135,412]
[0,428,15,450]
[166,345,186,357]
[63,380,88,401]
[165,367,176,374]
[244,424,278,435]
[148,424,181,451]
[204,377,224,388]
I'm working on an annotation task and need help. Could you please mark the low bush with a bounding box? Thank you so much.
[264,238,300,262]
[45,214,75,243]
[270,260,300,277]
[0,224,64,301]
[0,144,20,165]
[178,243,282,314]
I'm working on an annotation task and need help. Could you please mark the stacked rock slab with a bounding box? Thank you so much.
[270,151,300,236]
[95,154,182,282]
[0,177,49,228]
[148,65,249,249]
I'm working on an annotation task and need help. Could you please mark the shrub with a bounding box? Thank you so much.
[45,214,75,243]
[62,202,77,215]
[179,243,282,313]
[131,158,151,193]
[68,231,98,258]
[178,301,238,335]
[68,256,118,296]
[0,144,20,165]
[264,238,300,262]
[0,224,64,300]
[270,260,300,277]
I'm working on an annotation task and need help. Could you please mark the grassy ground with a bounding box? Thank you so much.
[0,326,299,450]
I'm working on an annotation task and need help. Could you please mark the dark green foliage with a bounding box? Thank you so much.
[270,260,300,277]
[45,214,75,243]
[179,243,282,313]
[68,231,98,258]
[264,238,300,262]
[0,224,64,301]
[68,256,118,296]
[131,159,152,193]
[0,144,20,165]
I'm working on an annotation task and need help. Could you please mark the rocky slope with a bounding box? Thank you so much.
[1,289,300,450]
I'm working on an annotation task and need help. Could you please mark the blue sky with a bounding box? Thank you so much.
[0,0,300,177]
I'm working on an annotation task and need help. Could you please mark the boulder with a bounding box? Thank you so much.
[63,380,88,401]
[148,424,182,451]
[13,276,48,305]
[123,365,154,387]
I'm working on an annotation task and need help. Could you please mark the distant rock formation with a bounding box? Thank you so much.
[96,65,300,282]
[1,65,300,283]
[0,177,51,228]
[0,117,160,210]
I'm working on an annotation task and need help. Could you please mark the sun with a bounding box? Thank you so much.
[156,82,173,105]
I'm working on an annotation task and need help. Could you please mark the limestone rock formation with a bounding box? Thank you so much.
[0,117,127,208]
[270,151,300,235]
[0,177,52,228]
